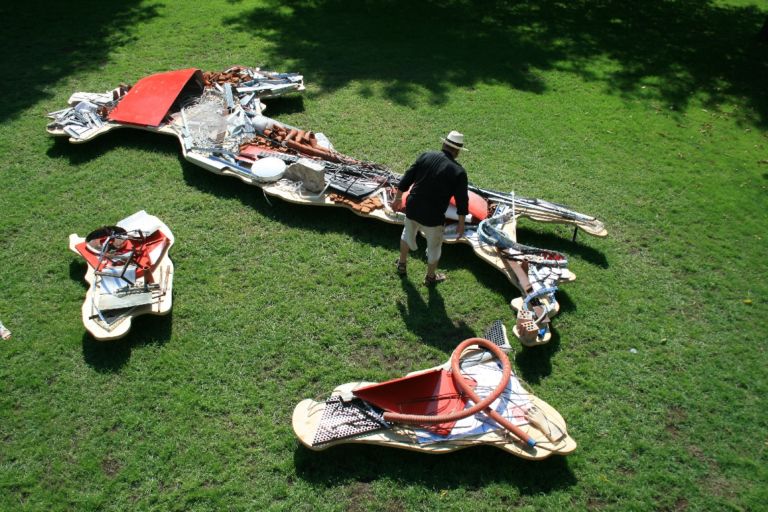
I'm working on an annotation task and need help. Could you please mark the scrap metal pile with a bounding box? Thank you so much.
[48,65,606,347]
[68,211,175,341]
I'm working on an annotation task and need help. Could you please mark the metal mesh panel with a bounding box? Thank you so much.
[312,396,387,446]
[484,320,508,347]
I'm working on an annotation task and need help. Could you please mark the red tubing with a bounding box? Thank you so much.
[451,341,537,447]
[382,337,536,447]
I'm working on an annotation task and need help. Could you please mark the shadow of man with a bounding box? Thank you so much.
[396,276,475,352]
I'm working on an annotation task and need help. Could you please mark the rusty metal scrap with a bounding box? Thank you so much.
[202,66,304,100]
[46,85,130,138]
[47,101,106,138]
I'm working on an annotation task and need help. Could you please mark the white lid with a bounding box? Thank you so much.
[251,157,286,182]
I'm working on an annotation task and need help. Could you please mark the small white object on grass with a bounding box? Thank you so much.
[0,321,11,340]
[629,348,638,354]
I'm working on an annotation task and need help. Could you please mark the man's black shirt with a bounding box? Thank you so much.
[397,150,469,227]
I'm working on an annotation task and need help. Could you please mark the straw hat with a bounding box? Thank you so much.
[441,130,468,151]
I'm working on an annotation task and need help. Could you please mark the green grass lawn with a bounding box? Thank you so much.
[1,1,767,510]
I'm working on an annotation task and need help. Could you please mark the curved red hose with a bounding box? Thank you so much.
[382,338,536,447]
[451,341,537,448]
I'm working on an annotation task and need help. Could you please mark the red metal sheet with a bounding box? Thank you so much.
[108,68,201,127]
[75,231,168,278]
[353,369,474,436]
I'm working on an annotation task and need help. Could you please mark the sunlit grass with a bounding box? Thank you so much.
[0,1,766,511]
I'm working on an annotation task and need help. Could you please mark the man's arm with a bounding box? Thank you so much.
[391,188,404,211]
[456,216,465,238]
[454,172,470,215]
[454,170,469,238]
[391,155,422,211]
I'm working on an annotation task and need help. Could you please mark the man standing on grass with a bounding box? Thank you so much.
[391,130,470,286]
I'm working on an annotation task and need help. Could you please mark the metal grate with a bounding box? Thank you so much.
[483,320,509,347]
[312,396,388,446]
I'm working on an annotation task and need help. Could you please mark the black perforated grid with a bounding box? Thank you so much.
[312,396,388,446]
[484,320,508,347]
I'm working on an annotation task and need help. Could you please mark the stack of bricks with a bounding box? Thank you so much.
[328,193,383,214]
[515,309,539,344]
[239,138,293,157]
[203,67,249,86]
[263,126,347,163]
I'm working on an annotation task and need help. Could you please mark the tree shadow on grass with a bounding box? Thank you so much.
[0,1,161,123]
[224,0,768,127]
[294,443,576,492]
[260,96,306,117]
[81,313,172,373]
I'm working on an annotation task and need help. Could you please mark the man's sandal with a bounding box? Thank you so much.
[395,259,407,275]
[423,272,447,286]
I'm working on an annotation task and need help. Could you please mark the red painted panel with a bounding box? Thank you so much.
[75,231,168,279]
[108,68,202,127]
[354,369,473,436]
